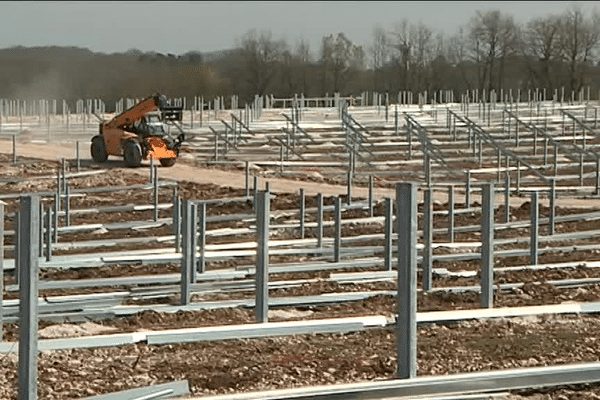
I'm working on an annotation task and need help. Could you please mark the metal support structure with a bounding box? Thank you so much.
[530,191,539,265]
[316,193,323,248]
[299,189,305,239]
[173,194,181,252]
[396,182,417,380]
[180,200,194,305]
[465,171,471,208]
[447,185,454,243]
[368,175,374,217]
[384,197,393,272]
[255,190,270,323]
[245,161,250,197]
[45,208,52,262]
[422,187,433,291]
[197,201,206,274]
[481,184,494,308]
[549,178,556,236]
[333,197,341,263]
[153,165,159,222]
[504,174,511,223]
[53,193,58,243]
[346,171,352,205]
[17,195,40,400]
[64,183,70,226]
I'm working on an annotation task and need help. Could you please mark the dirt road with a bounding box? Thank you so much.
[2,139,599,209]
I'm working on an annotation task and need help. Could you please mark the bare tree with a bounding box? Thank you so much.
[523,14,563,90]
[558,5,600,93]
[369,25,390,91]
[237,29,288,97]
[320,33,365,94]
[467,10,519,94]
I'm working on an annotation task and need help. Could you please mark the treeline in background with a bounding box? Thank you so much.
[1,6,600,109]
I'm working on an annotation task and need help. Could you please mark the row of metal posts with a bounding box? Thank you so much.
[4,176,558,396]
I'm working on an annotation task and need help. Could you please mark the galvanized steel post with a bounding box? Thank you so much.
[384,198,393,271]
[465,170,471,208]
[396,182,417,379]
[333,197,341,262]
[422,187,433,291]
[368,175,374,217]
[64,183,70,226]
[180,200,193,305]
[17,195,40,400]
[316,193,323,248]
[504,174,511,223]
[530,191,539,265]
[549,178,556,236]
[245,161,250,197]
[299,189,305,239]
[53,193,59,243]
[481,183,494,308]
[173,193,181,252]
[153,165,159,222]
[45,208,52,262]
[448,185,454,243]
[347,171,352,205]
[255,190,270,323]
[197,201,206,274]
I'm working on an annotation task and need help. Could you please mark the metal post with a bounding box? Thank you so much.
[384,198,393,271]
[580,153,585,187]
[173,190,181,252]
[530,191,539,265]
[38,202,43,258]
[180,200,193,305]
[299,188,305,239]
[549,178,556,236]
[553,144,558,177]
[316,193,323,248]
[76,141,80,172]
[45,208,52,262]
[14,211,20,287]
[253,176,258,209]
[153,165,159,222]
[17,195,40,400]
[334,197,341,263]
[596,159,600,195]
[245,161,250,197]
[346,171,352,205]
[12,134,16,165]
[53,193,59,243]
[465,170,471,208]
[481,183,494,309]
[64,182,70,226]
[255,190,270,323]
[197,201,206,274]
[368,175,374,217]
[396,182,417,379]
[422,187,433,291]
[448,185,455,243]
[504,174,511,223]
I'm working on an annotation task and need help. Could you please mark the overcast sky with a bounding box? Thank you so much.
[0,1,598,56]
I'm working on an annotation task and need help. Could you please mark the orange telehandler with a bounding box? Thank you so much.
[90,93,185,167]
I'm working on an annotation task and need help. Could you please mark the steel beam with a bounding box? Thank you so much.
[481,183,494,308]
[256,190,270,323]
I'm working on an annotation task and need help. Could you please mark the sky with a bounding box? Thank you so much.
[0,1,598,56]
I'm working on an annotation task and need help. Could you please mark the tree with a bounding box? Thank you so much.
[320,33,365,94]
[523,14,563,90]
[369,25,390,91]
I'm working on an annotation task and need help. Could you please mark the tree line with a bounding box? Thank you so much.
[0,6,599,109]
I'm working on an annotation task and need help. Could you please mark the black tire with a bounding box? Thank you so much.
[159,157,177,167]
[90,136,108,163]
[123,140,142,167]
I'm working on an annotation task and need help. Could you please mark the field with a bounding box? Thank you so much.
[1,97,600,399]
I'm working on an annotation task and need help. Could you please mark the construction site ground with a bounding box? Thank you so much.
[1,140,600,399]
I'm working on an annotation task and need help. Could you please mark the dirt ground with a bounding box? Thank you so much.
[2,144,600,399]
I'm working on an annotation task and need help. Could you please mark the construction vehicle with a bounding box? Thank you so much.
[90,93,185,167]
